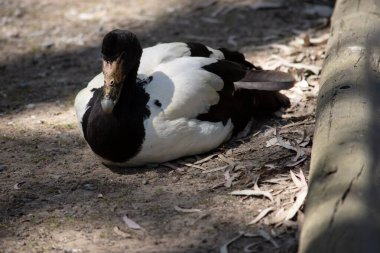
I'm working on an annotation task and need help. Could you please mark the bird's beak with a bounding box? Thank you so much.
[101,55,125,114]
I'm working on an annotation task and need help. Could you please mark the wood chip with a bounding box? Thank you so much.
[174,205,202,213]
[122,215,142,230]
[248,207,274,225]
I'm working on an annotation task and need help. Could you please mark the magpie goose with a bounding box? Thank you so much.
[75,29,295,167]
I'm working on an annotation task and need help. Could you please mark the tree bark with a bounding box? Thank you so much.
[299,0,380,252]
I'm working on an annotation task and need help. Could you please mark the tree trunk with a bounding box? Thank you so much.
[299,0,380,252]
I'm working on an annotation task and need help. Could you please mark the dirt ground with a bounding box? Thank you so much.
[0,1,333,252]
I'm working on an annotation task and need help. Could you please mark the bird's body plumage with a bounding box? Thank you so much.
[75,32,293,167]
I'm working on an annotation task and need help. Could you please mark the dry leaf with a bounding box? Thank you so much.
[220,232,244,253]
[265,137,278,147]
[263,177,288,184]
[290,170,302,188]
[297,169,307,186]
[286,157,307,167]
[268,55,321,74]
[193,0,217,10]
[309,33,329,45]
[247,0,285,10]
[296,80,310,91]
[227,35,238,47]
[258,229,279,248]
[178,162,206,171]
[275,130,298,152]
[13,181,25,190]
[290,170,307,188]
[162,162,179,170]
[285,187,308,220]
[229,189,273,201]
[174,205,202,213]
[202,165,229,174]
[303,4,333,17]
[224,171,234,188]
[122,215,142,230]
[194,153,218,164]
[218,154,235,166]
[281,119,315,129]
[268,208,287,224]
[248,207,274,225]
[243,242,260,253]
[113,226,131,238]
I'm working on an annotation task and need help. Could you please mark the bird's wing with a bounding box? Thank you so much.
[138,42,241,76]
[144,57,244,120]
[139,43,193,75]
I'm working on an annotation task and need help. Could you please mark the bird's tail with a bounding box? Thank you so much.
[234,69,295,91]
[234,68,294,114]
[231,70,294,133]
[231,89,290,133]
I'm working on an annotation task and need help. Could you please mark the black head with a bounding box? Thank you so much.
[100,30,143,114]
[101,29,142,63]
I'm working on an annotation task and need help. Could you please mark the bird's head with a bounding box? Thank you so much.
[100,29,143,114]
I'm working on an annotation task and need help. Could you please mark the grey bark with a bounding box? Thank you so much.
[299,0,380,252]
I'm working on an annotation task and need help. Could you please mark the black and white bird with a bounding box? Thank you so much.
[75,29,295,167]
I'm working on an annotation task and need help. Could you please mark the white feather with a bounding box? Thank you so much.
[145,57,223,119]
[139,42,191,75]
[74,73,104,136]
[207,47,225,59]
